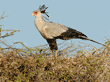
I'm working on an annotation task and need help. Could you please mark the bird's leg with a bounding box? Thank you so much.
[55,50,57,58]
[51,50,53,58]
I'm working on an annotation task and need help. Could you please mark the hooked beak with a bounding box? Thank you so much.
[31,13,34,16]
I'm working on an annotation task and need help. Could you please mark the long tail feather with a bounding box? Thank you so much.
[80,36,105,46]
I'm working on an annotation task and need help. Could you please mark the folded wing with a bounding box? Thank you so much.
[44,22,87,40]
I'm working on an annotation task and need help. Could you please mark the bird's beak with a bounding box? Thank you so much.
[31,13,34,16]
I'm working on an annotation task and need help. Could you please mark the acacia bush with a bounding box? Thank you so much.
[0,12,110,82]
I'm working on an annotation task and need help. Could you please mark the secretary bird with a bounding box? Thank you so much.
[32,4,105,58]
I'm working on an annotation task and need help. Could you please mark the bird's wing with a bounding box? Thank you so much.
[43,22,88,40]
[44,22,68,39]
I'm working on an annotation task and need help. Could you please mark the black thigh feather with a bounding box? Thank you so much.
[46,39,58,50]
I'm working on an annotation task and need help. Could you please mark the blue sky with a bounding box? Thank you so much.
[0,0,110,50]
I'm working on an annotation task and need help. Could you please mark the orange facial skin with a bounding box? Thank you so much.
[34,11,38,15]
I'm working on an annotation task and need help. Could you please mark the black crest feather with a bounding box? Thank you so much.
[39,4,49,17]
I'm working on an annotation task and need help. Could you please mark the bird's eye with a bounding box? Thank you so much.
[34,12,37,13]
[34,11,38,15]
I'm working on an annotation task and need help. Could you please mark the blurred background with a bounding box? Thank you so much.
[0,0,110,51]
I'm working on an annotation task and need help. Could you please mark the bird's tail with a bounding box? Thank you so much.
[80,36,105,46]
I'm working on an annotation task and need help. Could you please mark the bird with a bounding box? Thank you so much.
[32,4,105,58]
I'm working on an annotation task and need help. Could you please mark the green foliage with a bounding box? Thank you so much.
[0,12,20,39]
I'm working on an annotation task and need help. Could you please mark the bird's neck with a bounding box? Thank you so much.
[34,16,45,31]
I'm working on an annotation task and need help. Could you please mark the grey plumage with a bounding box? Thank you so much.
[32,4,105,58]
[43,22,68,39]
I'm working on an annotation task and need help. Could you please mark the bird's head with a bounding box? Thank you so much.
[32,10,41,17]
[32,4,49,18]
